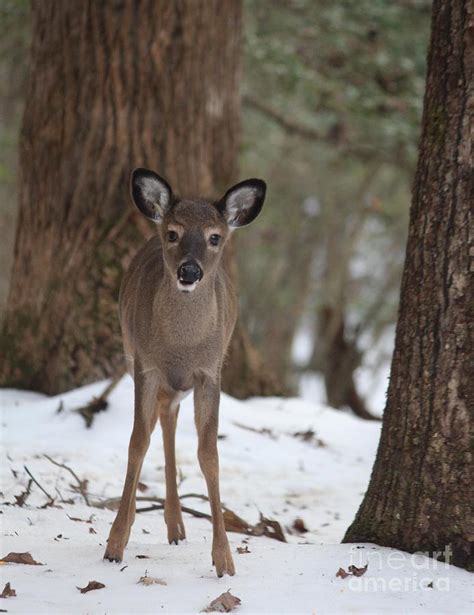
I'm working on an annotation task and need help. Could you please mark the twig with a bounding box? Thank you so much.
[75,374,125,428]
[43,454,90,506]
[14,478,33,507]
[24,465,54,504]
[232,421,277,440]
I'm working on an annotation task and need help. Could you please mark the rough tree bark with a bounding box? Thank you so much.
[0,0,276,397]
[344,0,473,570]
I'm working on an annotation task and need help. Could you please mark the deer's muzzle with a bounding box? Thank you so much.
[178,261,203,286]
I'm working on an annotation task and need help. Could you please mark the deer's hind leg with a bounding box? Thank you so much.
[159,390,186,544]
[104,368,159,562]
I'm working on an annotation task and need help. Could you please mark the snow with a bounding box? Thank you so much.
[1,378,472,614]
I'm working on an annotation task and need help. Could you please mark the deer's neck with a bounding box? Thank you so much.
[153,272,219,346]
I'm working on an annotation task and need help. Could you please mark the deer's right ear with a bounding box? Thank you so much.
[131,168,172,223]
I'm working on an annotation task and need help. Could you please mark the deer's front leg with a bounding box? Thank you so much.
[104,371,158,562]
[159,396,186,544]
[194,376,234,577]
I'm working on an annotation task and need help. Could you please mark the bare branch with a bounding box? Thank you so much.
[43,454,90,506]
[243,94,325,142]
[24,465,54,504]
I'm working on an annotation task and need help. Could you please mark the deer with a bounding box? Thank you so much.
[103,167,266,577]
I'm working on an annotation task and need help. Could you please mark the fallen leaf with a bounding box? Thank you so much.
[236,545,250,554]
[77,581,105,594]
[137,576,167,586]
[336,567,349,579]
[0,583,16,598]
[135,554,149,559]
[223,510,253,535]
[348,564,368,577]
[120,565,128,572]
[0,552,42,565]
[253,514,286,543]
[292,518,309,534]
[202,590,241,612]
[89,527,97,534]
[142,528,150,535]
[292,429,326,447]
[137,482,149,493]
[13,479,32,507]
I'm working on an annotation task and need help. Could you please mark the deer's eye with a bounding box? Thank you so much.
[166,230,178,243]
[209,234,221,246]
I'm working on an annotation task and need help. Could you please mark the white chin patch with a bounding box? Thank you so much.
[177,280,198,293]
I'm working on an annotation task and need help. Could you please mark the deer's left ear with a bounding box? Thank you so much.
[217,179,266,228]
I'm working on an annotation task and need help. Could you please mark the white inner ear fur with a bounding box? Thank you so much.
[226,186,258,224]
[137,176,170,213]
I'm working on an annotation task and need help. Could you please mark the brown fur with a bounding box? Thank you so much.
[104,170,265,577]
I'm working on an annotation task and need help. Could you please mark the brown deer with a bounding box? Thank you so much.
[104,168,266,577]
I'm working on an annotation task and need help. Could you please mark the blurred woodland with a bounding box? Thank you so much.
[0,0,431,417]
[0,0,472,573]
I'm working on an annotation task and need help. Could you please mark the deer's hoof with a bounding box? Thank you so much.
[103,542,125,563]
[166,513,186,544]
[212,542,235,577]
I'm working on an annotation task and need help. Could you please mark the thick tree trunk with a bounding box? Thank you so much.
[0,0,274,397]
[344,0,473,570]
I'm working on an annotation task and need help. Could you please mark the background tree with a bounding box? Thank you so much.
[0,0,277,397]
[0,0,29,312]
[344,0,473,569]
[238,0,430,414]
[0,1,433,415]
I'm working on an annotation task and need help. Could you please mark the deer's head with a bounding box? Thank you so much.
[131,168,266,292]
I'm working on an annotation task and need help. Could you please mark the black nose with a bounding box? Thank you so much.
[178,261,203,284]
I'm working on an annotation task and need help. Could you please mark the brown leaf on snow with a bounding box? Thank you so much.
[348,564,368,577]
[0,552,43,565]
[77,580,105,594]
[223,510,253,535]
[292,429,326,448]
[336,563,368,578]
[253,514,286,543]
[0,582,16,598]
[137,481,149,492]
[137,575,167,586]
[202,590,241,612]
[292,518,309,534]
[236,545,250,554]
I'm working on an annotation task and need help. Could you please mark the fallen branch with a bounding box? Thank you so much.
[75,374,125,428]
[43,454,90,506]
[92,492,286,542]
[23,466,54,505]
[232,422,277,440]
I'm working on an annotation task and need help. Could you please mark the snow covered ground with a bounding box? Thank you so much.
[1,378,472,614]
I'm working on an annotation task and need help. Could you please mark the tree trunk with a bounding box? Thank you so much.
[0,0,275,397]
[344,0,473,570]
[317,306,378,420]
